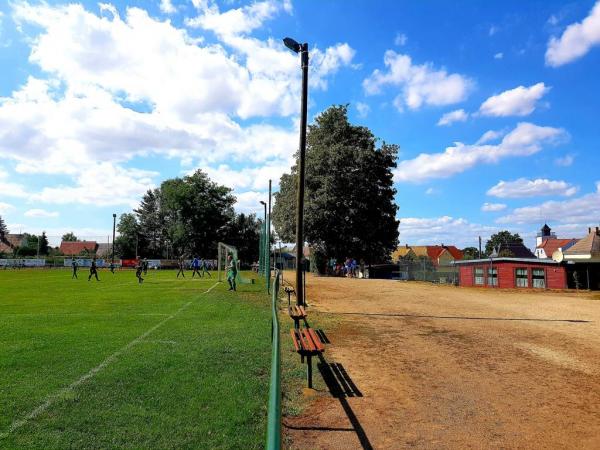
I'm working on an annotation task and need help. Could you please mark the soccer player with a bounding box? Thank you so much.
[200,257,211,278]
[191,256,201,278]
[71,259,78,279]
[177,256,186,278]
[109,261,116,274]
[88,258,99,281]
[135,261,144,284]
[226,254,237,291]
[143,258,149,275]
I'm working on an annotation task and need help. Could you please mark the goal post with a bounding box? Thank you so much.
[217,242,250,284]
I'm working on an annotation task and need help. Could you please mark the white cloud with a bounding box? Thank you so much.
[356,102,370,118]
[24,208,59,218]
[233,190,270,215]
[3,2,358,207]
[310,43,356,90]
[546,1,600,67]
[487,178,578,198]
[399,215,499,248]
[554,154,574,167]
[489,25,499,36]
[0,202,15,214]
[497,182,600,224]
[159,0,177,14]
[481,202,507,212]
[31,163,158,207]
[494,52,503,59]
[478,82,550,117]
[394,122,566,183]
[437,108,468,126]
[363,51,473,111]
[185,0,283,37]
[394,33,407,46]
[201,162,290,191]
[475,129,505,145]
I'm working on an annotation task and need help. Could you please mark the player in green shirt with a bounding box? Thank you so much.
[226,254,237,291]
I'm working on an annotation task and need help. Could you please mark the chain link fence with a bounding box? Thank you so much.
[370,260,459,285]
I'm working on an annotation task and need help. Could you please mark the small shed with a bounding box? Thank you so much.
[455,257,567,289]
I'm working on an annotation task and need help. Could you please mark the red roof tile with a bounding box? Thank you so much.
[60,241,98,255]
[538,238,577,257]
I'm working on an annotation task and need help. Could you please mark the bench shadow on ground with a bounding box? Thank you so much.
[284,353,374,450]
[314,328,331,344]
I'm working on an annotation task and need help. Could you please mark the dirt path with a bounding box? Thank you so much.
[284,276,600,449]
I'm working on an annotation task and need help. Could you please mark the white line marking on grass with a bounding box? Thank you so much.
[0,281,220,439]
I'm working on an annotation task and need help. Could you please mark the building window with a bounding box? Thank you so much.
[532,268,546,288]
[474,267,484,285]
[515,268,528,287]
[487,267,498,286]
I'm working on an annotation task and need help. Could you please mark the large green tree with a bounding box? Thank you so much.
[114,213,141,258]
[130,170,236,259]
[272,105,399,267]
[61,232,78,242]
[485,230,523,255]
[158,170,236,257]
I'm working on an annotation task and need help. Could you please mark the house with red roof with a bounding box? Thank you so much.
[392,244,463,267]
[534,224,578,259]
[59,241,98,256]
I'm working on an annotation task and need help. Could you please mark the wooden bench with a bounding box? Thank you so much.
[290,327,325,388]
[288,304,307,329]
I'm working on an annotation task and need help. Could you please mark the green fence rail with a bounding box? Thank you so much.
[266,269,281,449]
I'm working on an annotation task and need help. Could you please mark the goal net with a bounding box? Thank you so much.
[217,242,250,284]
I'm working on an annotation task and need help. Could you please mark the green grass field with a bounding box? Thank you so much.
[0,268,271,449]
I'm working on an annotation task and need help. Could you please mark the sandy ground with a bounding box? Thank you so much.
[284,276,600,450]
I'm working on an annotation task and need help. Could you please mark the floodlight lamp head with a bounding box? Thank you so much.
[283,37,301,53]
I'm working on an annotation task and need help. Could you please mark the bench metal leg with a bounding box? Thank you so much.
[294,318,300,330]
[307,355,313,389]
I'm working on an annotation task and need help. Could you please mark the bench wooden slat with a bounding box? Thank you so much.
[298,329,314,352]
[307,328,325,352]
[290,329,301,352]
[291,327,324,354]
[288,305,307,319]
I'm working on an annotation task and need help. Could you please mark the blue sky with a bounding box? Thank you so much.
[0,0,599,249]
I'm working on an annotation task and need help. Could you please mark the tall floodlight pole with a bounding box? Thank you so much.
[112,213,116,266]
[267,179,272,293]
[260,200,268,288]
[283,37,308,307]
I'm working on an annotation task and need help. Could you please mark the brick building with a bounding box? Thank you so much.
[455,257,567,289]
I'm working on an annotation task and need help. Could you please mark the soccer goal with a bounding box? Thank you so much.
[217,242,250,284]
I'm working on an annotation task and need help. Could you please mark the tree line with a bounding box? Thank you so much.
[114,169,262,263]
